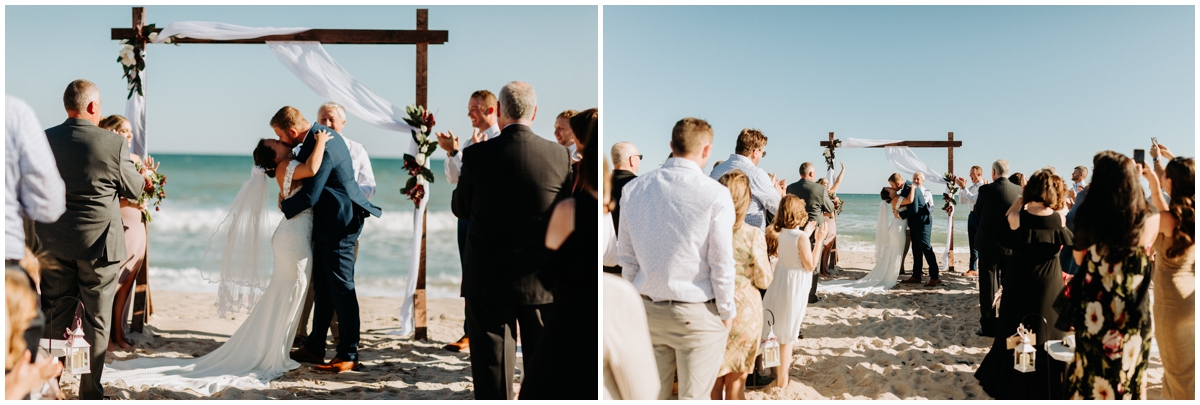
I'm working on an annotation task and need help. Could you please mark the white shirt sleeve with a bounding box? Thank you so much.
[617,191,640,284]
[603,212,618,267]
[342,136,376,200]
[961,183,980,206]
[7,96,65,223]
[707,193,737,321]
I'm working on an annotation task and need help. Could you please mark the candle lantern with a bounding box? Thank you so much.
[1013,333,1036,373]
[64,324,91,375]
[760,331,781,368]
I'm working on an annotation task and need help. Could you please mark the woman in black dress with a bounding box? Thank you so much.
[975,170,1072,399]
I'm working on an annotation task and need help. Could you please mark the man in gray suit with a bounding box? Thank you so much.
[36,79,144,400]
[785,162,833,307]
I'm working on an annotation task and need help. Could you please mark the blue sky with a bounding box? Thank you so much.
[604,6,1194,194]
[6,5,598,158]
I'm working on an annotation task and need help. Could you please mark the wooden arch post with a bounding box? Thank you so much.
[113,7,448,340]
[820,132,963,273]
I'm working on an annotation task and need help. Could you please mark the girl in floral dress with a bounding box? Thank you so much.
[711,170,773,400]
[1065,150,1161,400]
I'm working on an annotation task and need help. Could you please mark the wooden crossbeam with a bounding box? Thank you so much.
[820,140,962,148]
[111,28,448,45]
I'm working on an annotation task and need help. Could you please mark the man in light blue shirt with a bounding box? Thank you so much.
[709,128,785,229]
[5,94,65,264]
[618,117,735,400]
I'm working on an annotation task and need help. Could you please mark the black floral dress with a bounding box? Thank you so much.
[1064,245,1154,400]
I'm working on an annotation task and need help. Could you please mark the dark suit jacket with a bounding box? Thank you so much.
[609,169,637,232]
[452,124,572,305]
[36,118,141,261]
[785,179,833,226]
[898,181,933,226]
[281,123,382,244]
[973,177,1022,257]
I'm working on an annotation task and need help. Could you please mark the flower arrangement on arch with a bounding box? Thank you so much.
[400,104,438,206]
[941,172,960,215]
[822,139,841,171]
[117,24,175,99]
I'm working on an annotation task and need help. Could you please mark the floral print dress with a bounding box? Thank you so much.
[1065,245,1154,400]
[718,225,773,375]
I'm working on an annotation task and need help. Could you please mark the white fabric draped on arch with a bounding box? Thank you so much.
[129,21,426,337]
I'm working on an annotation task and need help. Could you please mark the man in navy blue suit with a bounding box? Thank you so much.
[272,106,382,373]
[891,172,941,287]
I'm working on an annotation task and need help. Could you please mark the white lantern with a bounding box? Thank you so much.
[760,331,781,368]
[64,325,91,375]
[1013,334,1036,373]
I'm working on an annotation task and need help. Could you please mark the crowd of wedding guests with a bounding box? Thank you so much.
[601,116,1194,401]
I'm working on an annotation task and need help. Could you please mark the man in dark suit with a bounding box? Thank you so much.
[972,159,1021,337]
[36,79,144,400]
[895,172,941,287]
[452,81,572,399]
[786,162,833,306]
[276,106,383,373]
[604,141,640,274]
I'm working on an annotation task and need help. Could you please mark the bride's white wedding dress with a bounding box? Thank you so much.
[103,161,312,395]
[817,200,907,296]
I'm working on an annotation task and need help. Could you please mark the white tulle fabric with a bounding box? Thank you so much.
[104,161,313,395]
[199,166,274,318]
[133,21,426,336]
[817,201,908,296]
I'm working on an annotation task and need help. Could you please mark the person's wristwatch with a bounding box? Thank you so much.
[449,149,459,158]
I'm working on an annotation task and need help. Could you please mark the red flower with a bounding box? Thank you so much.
[405,184,425,205]
[422,110,435,130]
[1101,329,1123,359]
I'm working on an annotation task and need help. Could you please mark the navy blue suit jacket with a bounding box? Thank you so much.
[900,180,932,227]
[280,123,382,245]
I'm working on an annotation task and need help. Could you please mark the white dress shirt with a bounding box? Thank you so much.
[6,95,66,260]
[293,134,376,200]
[341,136,376,200]
[921,185,935,210]
[617,158,737,320]
[709,154,780,230]
[445,124,501,184]
[959,180,983,212]
[603,212,618,267]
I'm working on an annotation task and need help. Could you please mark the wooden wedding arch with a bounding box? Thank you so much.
[111,6,448,340]
[820,132,963,273]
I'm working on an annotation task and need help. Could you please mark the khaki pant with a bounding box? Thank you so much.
[643,297,727,400]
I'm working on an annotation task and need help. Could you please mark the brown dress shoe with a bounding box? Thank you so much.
[442,335,469,352]
[962,270,979,277]
[314,358,360,373]
[900,276,923,284]
[289,347,325,364]
[925,278,943,287]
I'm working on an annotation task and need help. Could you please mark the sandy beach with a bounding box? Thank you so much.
[744,250,1164,400]
[58,294,479,400]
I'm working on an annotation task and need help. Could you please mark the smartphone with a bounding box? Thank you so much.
[1133,149,1145,165]
[1152,137,1159,146]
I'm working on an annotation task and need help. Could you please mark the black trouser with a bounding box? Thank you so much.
[968,212,980,271]
[465,299,550,400]
[456,218,471,336]
[978,253,1009,336]
[40,256,119,400]
[909,218,939,280]
[808,223,822,303]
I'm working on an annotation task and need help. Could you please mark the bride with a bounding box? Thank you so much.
[102,131,332,395]
[817,186,908,296]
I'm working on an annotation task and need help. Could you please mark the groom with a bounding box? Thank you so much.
[891,172,940,287]
[273,106,382,372]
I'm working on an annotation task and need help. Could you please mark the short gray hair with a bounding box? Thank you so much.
[611,141,638,165]
[499,81,537,121]
[992,159,1009,177]
[318,102,346,120]
[63,79,100,112]
[799,162,816,177]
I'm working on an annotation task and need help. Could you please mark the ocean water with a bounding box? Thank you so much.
[145,154,463,298]
[826,193,970,255]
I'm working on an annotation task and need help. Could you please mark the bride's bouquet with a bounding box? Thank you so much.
[135,158,167,223]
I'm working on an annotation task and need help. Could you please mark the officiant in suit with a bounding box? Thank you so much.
[452,81,572,399]
[36,79,144,400]
[275,106,382,373]
[972,159,1021,337]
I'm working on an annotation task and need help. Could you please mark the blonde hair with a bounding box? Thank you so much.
[718,170,751,231]
[6,269,38,370]
[733,128,767,156]
[670,117,713,155]
[269,106,308,131]
[766,195,808,257]
[98,115,129,133]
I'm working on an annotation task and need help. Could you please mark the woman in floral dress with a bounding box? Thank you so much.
[1064,150,1160,400]
[711,170,773,400]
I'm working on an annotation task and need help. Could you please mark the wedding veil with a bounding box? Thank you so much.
[200,166,275,318]
[874,200,890,264]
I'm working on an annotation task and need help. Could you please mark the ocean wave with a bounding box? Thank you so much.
[147,207,461,235]
[146,266,463,299]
